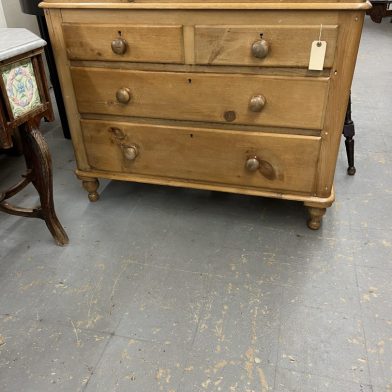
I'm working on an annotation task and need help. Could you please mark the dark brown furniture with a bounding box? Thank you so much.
[367,0,392,22]
[343,1,391,176]
[0,28,68,246]
[343,94,356,175]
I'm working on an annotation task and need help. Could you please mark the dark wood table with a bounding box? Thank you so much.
[343,0,391,175]
[0,28,68,245]
[367,0,392,23]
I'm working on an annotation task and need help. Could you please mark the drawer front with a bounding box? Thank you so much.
[195,25,338,67]
[81,119,321,194]
[72,68,329,130]
[62,23,184,64]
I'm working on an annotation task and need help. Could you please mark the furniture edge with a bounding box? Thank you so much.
[75,169,336,206]
[39,1,372,10]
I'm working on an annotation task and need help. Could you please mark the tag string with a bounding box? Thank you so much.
[318,24,323,43]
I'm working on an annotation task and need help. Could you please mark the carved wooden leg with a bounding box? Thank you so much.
[81,177,100,202]
[306,207,326,230]
[20,123,69,246]
[343,94,356,176]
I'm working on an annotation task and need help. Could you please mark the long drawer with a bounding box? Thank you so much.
[63,23,185,64]
[72,68,329,130]
[195,24,338,67]
[81,119,321,194]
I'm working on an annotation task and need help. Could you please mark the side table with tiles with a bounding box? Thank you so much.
[0,28,68,245]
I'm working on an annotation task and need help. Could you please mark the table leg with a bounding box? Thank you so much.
[343,93,356,176]
[20,122,69,245]
[366,3,392,23]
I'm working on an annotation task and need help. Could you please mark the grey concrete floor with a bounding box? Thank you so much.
[0,16,391,392]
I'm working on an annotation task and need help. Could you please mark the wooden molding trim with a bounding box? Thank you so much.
[39,2,372,11]
[75,169,335,206]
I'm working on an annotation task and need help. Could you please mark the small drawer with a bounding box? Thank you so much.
[195,25,338,68]
[72,67,329,130]
[62,23,185,64]
[81,119,321,194]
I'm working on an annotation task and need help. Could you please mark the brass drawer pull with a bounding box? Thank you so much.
[111,37,128,55]
[116,87,132,104]
[122,145,138,161]
[251,39,269,59]
[249,95,266,112]
[245,157,260,172]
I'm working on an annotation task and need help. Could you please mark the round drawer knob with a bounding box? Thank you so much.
[123,145,138,161]
[116,88,131,104]
[249,95,266,112]
[111,37,127,55]
[245,157,260,172]
[252,39,269,59]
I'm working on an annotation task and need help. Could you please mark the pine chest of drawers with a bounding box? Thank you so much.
[41,0,370,229]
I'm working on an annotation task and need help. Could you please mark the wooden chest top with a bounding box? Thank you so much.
[40,0,371,9]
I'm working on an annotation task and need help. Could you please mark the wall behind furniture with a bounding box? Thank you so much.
[0,1,7,27]
[0,0,39,33]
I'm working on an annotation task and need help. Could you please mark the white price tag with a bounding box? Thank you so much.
[309,41,327,71]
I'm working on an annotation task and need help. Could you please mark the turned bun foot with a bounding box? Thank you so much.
[81,178,100,202]
[347,166,356,176]
[306,207,326,230]
[87,191,100,202]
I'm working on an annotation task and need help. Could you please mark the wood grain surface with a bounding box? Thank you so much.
[81,118,321,194]
[71,67,329,130]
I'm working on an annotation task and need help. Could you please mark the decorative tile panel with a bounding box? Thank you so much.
[1,59,41,119]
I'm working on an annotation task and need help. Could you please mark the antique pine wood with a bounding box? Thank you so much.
[41,0,370,229]
[63,24,185,63]
[194,25,339,68]
[81,119,321,193]
[71,68,329,130]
